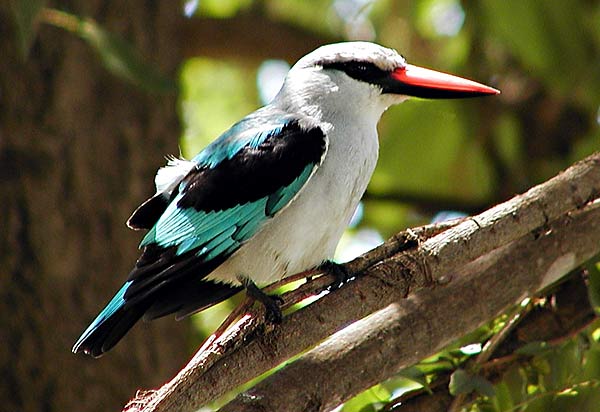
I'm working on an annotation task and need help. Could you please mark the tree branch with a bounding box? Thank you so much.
[124,153,600,412]
[221,192,600,412]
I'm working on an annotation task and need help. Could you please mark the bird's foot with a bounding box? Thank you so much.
[319,260,351,290]
[238,276,283,324]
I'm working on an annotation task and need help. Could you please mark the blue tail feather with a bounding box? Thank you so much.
[73,275,242,357]
[72,281,144,357]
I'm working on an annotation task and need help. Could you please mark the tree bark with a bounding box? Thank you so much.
[221,201,600,411]
[124,153,600,412]
[0,2,187,411]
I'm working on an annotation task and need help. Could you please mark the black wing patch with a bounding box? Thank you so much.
[178,121,326,212]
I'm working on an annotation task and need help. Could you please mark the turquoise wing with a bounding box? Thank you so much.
[124,117,327,302]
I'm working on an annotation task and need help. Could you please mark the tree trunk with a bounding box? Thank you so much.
[0,2,187,411]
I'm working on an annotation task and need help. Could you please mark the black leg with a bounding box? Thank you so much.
[319,260,351,290]
[237,276,283,324]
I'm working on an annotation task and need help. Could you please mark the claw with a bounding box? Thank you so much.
[237,276,283,324]
[319,260,351,290]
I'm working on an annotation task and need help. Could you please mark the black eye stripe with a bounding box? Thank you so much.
[320,61,389,84]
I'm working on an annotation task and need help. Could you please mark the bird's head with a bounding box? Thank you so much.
[276,42,499,121]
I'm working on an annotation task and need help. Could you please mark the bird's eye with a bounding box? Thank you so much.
[346,63,371,77]
[352,63,370,74]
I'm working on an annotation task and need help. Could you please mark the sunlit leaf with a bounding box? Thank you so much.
[41,9,176,94]
[381,375,425,399]
[342,384,391,412]
[11,0,46,58]
[397,366,430,391]
[197,0,252,18]
[553,381,600,411]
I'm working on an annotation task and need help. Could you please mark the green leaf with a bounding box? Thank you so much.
[11,0,46,59]
[197,0,252,18]
[342,384,391,412]
[585,260,600,314]
[545,339,584,391]
[449,369,473,395]
[397,366,431,390]
[493,381,515,411]
[472,376,496,398]
[42,9,176,94]
[516,341,551,356]
[449,369,495,397]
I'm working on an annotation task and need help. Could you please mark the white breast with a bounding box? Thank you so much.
[207,67,392,285]
[207,127,378,285]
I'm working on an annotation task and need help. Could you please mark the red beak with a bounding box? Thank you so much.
[387,64,500,99]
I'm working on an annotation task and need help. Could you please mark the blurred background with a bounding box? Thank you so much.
[1,1,599,411]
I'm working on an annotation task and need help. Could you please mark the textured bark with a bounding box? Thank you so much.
[0,2,187,412]
[124,153,600,412]
[221,201,600,411]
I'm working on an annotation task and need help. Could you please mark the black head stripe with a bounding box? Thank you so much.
[321,61,390,85]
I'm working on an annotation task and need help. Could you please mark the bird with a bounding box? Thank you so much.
[73,41,499,357]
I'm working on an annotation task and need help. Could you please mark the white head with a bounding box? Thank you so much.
[293,42,407,72]
[273,41,499,122]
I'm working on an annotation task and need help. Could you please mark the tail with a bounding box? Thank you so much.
[72,276,242,357]
[72,281,148,358]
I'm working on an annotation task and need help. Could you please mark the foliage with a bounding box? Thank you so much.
[471,325,600,412]
[19,5,176,93]
[17,0,600,410]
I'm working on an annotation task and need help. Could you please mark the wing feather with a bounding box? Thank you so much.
[123,117,327,309]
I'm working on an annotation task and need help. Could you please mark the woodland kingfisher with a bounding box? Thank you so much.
[73,41,499,357]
